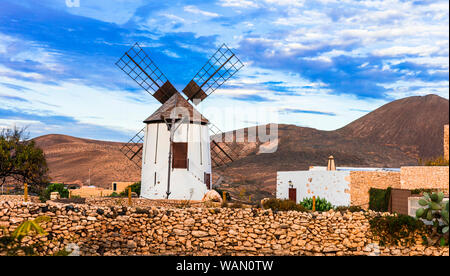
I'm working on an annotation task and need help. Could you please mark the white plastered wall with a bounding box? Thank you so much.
[277,171,351,206]
[140,122,211,200]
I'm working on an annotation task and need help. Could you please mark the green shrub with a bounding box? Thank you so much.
[419,156,449,166]
[369,187,391,212]
[39,183,69,202]
[334,205,363,213]
[369,214,426,246]
[299,197,333,212]
[119,181,141,197]
[262,198,307,212]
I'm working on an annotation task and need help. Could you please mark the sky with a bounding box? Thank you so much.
[0,0,448,141]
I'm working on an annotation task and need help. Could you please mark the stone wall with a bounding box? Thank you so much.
[444,124,449,161]
[349,171,401,209]
[0,201,447,256]
[0,195,40,203]
[400,166,449,192]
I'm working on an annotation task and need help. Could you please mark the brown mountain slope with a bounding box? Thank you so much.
[34,134,140,187]
[337,94,449,159]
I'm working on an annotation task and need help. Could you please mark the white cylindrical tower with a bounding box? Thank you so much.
[140,93,212,200]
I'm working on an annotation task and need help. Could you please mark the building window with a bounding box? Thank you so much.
[113,183,117,191]
[172,142,188,169]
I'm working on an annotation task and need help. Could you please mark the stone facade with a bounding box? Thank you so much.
[445,124,449,161]
[349,171,401,209]
[0,200,447,256]
[400,166,449,192]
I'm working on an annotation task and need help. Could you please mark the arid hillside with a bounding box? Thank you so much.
[338,94,449,159]
[33,94,449,200]
[34,135,140,188]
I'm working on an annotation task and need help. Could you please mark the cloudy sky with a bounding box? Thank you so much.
[0,0,448,141]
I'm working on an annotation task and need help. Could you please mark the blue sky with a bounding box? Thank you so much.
[0,0,448,141]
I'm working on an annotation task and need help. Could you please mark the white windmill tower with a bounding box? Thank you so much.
[116,43,244,200]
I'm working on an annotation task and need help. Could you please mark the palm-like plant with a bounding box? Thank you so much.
[1,216,50,256]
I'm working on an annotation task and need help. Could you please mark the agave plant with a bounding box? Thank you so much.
[300,197,334,212]
[416,192,448,234]
[1,216,50,256]
[11,216,50,241]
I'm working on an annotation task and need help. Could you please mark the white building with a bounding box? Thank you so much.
[277,166,400,206]
[140,93,212,200]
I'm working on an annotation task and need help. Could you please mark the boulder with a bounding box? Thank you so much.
[201,190,222,203]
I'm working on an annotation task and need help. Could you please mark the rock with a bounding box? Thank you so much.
[173,229,188,236]
[203,241,215,248]
[50,192,60,200]
[87,216,97,221]
[201,190,222,203]
[127,240,137,248]
[192,231,209,238]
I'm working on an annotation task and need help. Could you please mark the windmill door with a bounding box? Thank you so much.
[288,188,297,202]
[172,142,188,169]
[204,173,211,189]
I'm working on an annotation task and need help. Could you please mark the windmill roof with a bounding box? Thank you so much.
[144,92,209,124]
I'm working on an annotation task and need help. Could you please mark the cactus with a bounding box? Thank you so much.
[442,202,449,234]
[416,192,448,234]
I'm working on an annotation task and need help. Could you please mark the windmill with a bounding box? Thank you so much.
[116,43,244,200]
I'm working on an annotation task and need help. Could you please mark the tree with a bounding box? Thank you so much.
[0,127,49,193]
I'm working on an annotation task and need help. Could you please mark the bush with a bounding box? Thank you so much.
[119,181,141,197]
[334,205,363,213]
[299,197,333,212]
[39,183,69,202]
[262,198,307,212]
[369,187,391,212]
[419,156,449,166]
[369,214,426,246]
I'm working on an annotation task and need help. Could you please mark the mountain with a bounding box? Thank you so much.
[33,134,140,188]
[33,94,449,200]
[338,94,449,159]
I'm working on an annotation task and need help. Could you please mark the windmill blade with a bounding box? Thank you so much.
[209,123,242,168]
[120,128,145,169]
[116,43,178,104]
[182,44,244,104]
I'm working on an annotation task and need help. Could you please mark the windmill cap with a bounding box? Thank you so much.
[144,92,209,124]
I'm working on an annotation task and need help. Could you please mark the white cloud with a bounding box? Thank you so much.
[183,5,220,17]
[219,0,259,8]
[373,46,441,57]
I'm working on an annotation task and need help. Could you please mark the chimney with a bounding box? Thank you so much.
[444,125,449,161]
[327,155,336,171]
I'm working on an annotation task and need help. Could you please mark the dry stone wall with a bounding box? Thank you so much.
[0,200,447,256]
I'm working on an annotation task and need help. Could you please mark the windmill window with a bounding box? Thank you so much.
[172,142,188,169]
